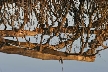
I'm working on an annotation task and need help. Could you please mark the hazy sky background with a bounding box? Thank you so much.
[0,48,108,72]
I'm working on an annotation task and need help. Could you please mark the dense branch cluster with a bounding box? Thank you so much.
[0,0,108,61]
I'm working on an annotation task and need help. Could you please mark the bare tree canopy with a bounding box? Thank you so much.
[0,0,108,62]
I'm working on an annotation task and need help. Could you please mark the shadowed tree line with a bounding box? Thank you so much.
[0,0,108,62]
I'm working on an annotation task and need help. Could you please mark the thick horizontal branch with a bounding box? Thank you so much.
[0,27,107,37]
[0,46,95,62]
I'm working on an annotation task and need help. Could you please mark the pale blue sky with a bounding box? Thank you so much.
[0,48,108,72]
